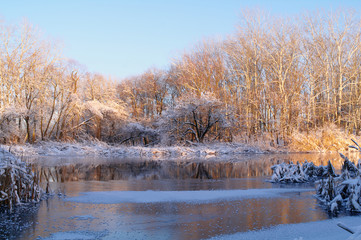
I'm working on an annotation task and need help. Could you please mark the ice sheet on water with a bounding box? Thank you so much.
[40,231,105,240]
[207,216,361,240]
[69,215,96,220]
[66,188,313,204]
[41,230,169,240]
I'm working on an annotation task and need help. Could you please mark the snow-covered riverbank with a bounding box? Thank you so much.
[209,216,361,240]
[1,141,277,160]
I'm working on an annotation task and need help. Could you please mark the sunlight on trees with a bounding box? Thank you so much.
[161,92,233,144]
[1,9,361,148]
[0,21,127,143]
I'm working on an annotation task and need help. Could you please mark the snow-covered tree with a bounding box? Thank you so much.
[161,91,233,143]
[82,74,128,140]
[116,121,159,146]
[118,68,169,120]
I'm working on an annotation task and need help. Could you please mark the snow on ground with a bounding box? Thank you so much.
[66,188,313,204]
[1,141,272,160]
[0,146,21,164]
[208,216,361,240]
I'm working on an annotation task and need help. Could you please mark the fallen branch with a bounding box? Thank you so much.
[337,222,355,234]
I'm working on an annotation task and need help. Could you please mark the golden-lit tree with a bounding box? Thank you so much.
[1,9,361,146]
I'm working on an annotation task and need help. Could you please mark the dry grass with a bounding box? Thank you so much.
[289,124,356,152]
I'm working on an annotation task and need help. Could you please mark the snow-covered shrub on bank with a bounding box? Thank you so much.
[316,152,361,213]
[0,148,42,210]
[271,160,337,183]
[271,139,361,214]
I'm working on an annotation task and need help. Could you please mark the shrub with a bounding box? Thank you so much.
[0,148,42,210]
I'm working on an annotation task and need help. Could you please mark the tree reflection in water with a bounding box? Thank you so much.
[4,153,348,240]
[31,153,342,182]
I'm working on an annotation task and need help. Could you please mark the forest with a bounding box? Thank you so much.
[0,10,361,150]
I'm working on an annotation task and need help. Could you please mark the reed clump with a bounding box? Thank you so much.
[0,148,42,210]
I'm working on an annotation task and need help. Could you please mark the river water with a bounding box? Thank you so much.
[0,153,353,239]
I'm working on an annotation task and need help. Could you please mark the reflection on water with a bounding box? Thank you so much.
[1,153,352,240]
[31,153,342,182]
[15,179,328,240]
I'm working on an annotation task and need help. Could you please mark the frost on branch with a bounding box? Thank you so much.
[160,91,234,144]
[0,105,27,144]
[117,121,159,146]
[84,99,127,120]
[82,98,128,141]
[0,148,42,210]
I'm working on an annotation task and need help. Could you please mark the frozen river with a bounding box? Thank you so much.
[1,153,358,239]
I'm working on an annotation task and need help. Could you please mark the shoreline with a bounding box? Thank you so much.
[0,141,348,161]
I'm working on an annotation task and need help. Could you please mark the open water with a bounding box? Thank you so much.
[0,153,353,240]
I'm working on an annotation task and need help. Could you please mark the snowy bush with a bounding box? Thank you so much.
[82,98,128,141]
[160,91,234,144]
[270,160,337,183]
[316,140,361,213]
[0,105,27,144]
[116,122,160,146]
[0,148,42,210]
[271,141,361,214]
[316,154,361,213]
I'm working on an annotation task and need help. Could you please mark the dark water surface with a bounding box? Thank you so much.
[0,153,349,239]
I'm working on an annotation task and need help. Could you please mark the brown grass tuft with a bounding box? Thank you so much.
[289,124,355,152]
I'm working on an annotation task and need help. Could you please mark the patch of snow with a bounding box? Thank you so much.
[1,141,272,160]
[66,188,313,204]
[342,179,359,185]
[208,216,361,240]
[347,230,361,240]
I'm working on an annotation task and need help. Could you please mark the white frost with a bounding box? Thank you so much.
[2,141,269,161]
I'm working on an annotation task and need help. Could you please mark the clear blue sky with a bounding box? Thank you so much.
[1,0,360,80]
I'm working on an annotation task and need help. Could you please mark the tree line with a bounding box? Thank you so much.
[1,10,361,146]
